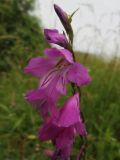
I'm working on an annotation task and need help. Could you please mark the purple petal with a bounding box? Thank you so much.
[56,71,68,95]
[25,89,45,103]
[75,122,87,136]
[38,121,63,141]
[56,127,74,149]
[44,29,58,40]
[25,89,57,120]
[58,93,80,127]
[45,48,73,63]
[61,145,72,160]
[40,70,61,97]
[24,56,57,77]
[52,147,71,160]
[40,68,68,95]
[44,29,69,48]
[67,63,92,86]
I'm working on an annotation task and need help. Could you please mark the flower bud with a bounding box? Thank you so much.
[54,4,73,43]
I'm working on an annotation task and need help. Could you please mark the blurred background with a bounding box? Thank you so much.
[0,0,120,160]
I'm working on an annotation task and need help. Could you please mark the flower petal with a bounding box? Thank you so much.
[52,146,71,160]
[25,89,57,120]
[40,68,68,96]
[38,121,63,141]
[75,122,87,136]
[56,127,74,149]
[58,93,80,127]
[67,63,92,86]
[44,29,69,48]
[24,56,57,77]
[56,71,68,95]
[44,48,74,63]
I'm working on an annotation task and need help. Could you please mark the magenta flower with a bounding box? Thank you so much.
[24,3,92,160]
[44,29,69,48]
[54,4,73,36]
[24,56,57,78]
[39,93,86,159]
[40,48,91,95]
[25,48,91,96]
[25,89,58,121]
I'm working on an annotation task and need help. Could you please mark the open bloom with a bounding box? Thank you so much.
[39,93,86,160]
[25,48,91,97]
[44,29,69,49]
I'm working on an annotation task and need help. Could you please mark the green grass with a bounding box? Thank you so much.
[0,53,120,160]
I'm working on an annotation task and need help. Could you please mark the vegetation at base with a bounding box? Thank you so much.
[0,0,120,159]
[0,53,120,160]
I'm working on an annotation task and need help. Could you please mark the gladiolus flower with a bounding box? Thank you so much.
[44,29,69,49]
[24,4,92,159]
[39,93,86,159]
[25,48,91,97]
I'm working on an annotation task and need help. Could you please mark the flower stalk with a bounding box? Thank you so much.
[66,18,87,160]
[24,4,91,160]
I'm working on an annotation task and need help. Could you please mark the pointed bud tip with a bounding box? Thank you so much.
[54,4,58,9]
[54,4,59,12]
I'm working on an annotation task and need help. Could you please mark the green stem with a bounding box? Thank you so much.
[68,34,87,160]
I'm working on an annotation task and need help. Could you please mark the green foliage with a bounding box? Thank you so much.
[0,1,120,159]
[76,54,120,160]
[0,54,120,159]
[0,0,48,71]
